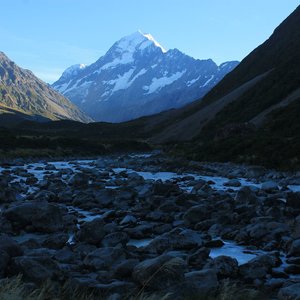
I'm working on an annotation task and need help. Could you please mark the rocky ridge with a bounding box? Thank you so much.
[0,51,92,123]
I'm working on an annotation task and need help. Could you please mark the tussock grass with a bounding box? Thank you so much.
[134,257,185,300]
[0,276,96,300]
[0,276,265,300]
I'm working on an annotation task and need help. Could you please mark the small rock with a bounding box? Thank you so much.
[224,179,241,187]
[205,239,224,248]
[120,215,137,225]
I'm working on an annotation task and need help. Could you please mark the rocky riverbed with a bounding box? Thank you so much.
[1,152,300,299]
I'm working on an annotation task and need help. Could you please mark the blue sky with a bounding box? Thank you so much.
[1,0,299,83]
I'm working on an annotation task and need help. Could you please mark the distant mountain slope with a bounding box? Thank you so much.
[151,5,300,144]
[0,52,92,123]
[53,31,238,122]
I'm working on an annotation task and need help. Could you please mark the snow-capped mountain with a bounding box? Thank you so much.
[53,31,239,122]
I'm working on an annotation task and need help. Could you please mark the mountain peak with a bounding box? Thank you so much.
[139,30,167,53]
[114,31,167,54]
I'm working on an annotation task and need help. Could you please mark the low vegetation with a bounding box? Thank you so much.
[174,97,300,170]
[0,277,262,300]
[0,127,152,160]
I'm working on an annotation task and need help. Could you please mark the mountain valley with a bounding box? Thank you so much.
[0,4,300,300]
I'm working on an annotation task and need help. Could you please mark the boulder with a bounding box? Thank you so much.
[4,201,66,233]
[83,247,125,270]
[286,192,300,209]
[69,173,90,187]
[205,239,224,248]
[278,283,300,300]
[288,239,300,257]
[132,254,186,290]
[0,187,17,203]
[235,186,258,204]
[54,249,78,264]
[204,255,238,278]
[191,179,207,193]
[152,182,181,196]
[183,205,210,225]
[187,247,210,267]
[101,232,129,247]
[180,269,219,296]
[0,235,23,257]
[284,264,300,275]
[261,181,279,192]
[239,254,280,281]
[246,166,266,178]
[42,233,69,249]
[76,218,105,245]
[224,179,241,187]
[0,250,10,277]
[120,215,137,225]
[144,228,203,254]
[90,281,136,296]
[12,255,61,283]
[112,259,139,279]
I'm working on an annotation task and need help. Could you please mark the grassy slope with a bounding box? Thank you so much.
[0,52,92,123]
[163,5,300,169]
